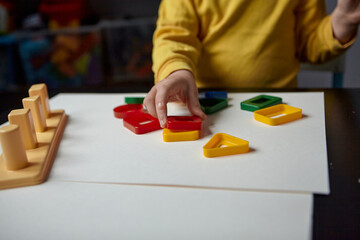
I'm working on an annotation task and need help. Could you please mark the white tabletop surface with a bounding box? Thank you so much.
[0,181,312,240]
[48,92,329,194]
[0,92,328,239]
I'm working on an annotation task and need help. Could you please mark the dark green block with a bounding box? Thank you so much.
[199,98,228,114]
[240,95,282,112]
[125,97,145,104]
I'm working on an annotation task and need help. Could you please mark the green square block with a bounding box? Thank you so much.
[125,97,145,104]
[240,95,282,112]
[199,98,228,114]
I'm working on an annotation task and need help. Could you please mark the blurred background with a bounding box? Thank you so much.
[0,0,359,93]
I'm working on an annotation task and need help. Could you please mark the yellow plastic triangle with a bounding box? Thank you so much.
[203,133,249,158]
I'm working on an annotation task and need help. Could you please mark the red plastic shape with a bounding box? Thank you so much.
[123,113,161,134]
[113,104,143,119]
[167,116,202,131]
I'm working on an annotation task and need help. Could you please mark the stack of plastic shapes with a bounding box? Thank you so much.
[163,116,202,142]
[198,91,228,99]
[199,91,228,114]
[125,97,145,104]
[113,104,144,119]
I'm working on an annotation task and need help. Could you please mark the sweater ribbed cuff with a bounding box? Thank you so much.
[155,58,195,83]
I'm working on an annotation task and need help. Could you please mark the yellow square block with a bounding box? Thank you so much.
[254,104,302,126]
[203,133,249,158]
[163,128,200,142]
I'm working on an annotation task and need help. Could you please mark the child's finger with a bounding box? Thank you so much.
[155,88,169,128]
[188,92,207,120]
[143,88,157,118]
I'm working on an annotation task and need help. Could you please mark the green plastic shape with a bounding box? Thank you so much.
[240,95,282,112]
[125,97,145,104]
[199,98,228,114]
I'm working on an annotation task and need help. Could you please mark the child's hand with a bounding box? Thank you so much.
[333,0,360,44]
[144,70,206,128]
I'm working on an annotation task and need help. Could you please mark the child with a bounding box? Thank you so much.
[144,0,359,128]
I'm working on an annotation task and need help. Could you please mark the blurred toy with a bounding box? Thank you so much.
[103,19,155,83]
[39,0,85,29]
[18,30,102,89]
[51,32,101,83]
[0,0,14,34]
[0,35,16,90]
[19,37,68,89]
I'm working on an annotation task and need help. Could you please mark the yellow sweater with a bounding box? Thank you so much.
[152,0,354,88]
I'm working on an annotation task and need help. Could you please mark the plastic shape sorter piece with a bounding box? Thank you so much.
[199,98,228,114]
[254,104,302,126]
[199,91,228,99]
[0,107,67,190]
[167,116,202,131]
[113,104,144,119]
[163,128,200,142]
[123,113,161,134]
[203,133,249,158]
[241,95,282,112]
[125,97,145,104]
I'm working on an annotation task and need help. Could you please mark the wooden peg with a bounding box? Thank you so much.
[22,96,47,132]
[0,124,29,170]
[8,109,38,149]
[29,83,51,118]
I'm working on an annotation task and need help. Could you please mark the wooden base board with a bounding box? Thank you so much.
[0,109,67,190]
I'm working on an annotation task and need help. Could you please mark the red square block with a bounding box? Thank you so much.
[123,113,161,134]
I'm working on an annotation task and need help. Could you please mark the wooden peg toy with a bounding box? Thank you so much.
[0,84,68,190]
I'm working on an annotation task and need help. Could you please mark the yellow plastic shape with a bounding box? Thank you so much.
[203,133,249,158]
[22,96,47,132]
[29,83,51,118]
[163,128,200,142]
[0,124,29,170]
[8,109,38,149]
[254,104,302,126]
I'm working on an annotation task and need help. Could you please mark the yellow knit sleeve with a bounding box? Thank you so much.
[295,0,355,64]
[152,0,201,83]
[321,14,356,50]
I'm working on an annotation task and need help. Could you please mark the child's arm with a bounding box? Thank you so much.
[145,0,204,128]
[144,70,206,128]
[295,0,357,64]
[332,0,360,44]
